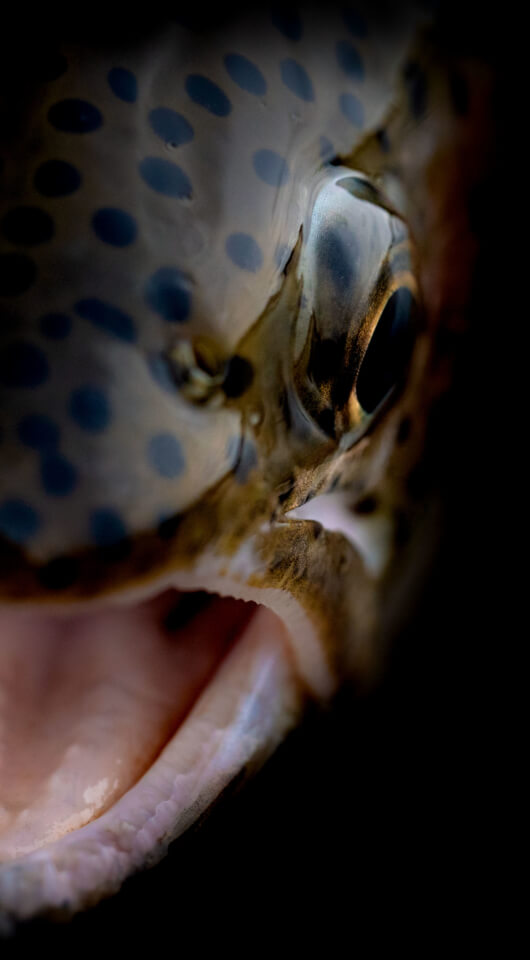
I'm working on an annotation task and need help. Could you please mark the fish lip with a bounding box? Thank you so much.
[0,598,304,928]
[0,555,335,927]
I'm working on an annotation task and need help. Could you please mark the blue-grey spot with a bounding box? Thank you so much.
[0,253,36,296]
[224,53,267,96]
[147,433,185,478]
[271,6,303,41]
[40,454,78,496]
[336,41,364,81]
[185,75,232,117]
[48,98,103,134]
[145,267,191,323]
[319,135,335,161]
[74,298,136,342]
[34,159,81,197]
[149,108,194,147]
[280,58,314,101]
[147,353,177,394]
[339,92,364,127]
[0,499,40,544]
[139,157,192,198]
[39,312,72,339]
[69,385,111,432]
[90,508,127,546]
[252,149,290,187]
[108,67,137,103]
[226,233,263,272]
[341,7,368,37]
[92,208,137,247]
[18,414,59,450]
[0,341,49,388]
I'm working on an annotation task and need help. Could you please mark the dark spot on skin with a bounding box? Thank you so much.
[108,67,137,103]
[139,157,192,199]
[403,61,427,119]
[224,53,267,97]
[149,108,193,146]
[157,514,182,540]
[449,69,469,115]
[145,267,191,323]
[185,75,232,117]
[353,494,378,515]
[335,41,364,81]
[37,556,79,590]
[280,58,315,101]
[397,416,412,445]
[339,92,364,127]
[163,591,214,632]
[74,298,137,342]
[48,98,103,134]
[223,355,254,398]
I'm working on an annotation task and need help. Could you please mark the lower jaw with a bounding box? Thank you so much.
[0,584,311,923]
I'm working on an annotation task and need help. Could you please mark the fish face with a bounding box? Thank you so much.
[0,3,493,927]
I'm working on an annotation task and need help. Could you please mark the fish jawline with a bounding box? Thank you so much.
[0,568,333,925]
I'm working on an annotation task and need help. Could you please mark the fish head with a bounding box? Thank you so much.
[0,3,492,927]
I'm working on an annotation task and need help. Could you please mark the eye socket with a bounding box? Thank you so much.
[356,287,417,414]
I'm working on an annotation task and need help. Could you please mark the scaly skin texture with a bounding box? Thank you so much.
[0,1,497,929]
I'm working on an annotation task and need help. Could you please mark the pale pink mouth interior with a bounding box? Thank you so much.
[0,590,257,862]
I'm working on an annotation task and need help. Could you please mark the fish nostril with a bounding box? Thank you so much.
[222,355,254,398]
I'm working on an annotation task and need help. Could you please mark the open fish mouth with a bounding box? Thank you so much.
[0,560,336,923]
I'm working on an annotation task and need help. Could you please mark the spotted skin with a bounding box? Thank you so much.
[0,6,425,586]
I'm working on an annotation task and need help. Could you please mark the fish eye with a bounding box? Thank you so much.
[356,286,418,414]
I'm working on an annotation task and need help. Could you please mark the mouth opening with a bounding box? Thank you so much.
[0,588,287,864]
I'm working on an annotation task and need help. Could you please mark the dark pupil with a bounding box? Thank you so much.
[356,287,416,414]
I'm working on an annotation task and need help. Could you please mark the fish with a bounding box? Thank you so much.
[0,1,496,930]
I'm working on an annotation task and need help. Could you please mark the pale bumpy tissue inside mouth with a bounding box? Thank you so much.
[0,590,256,862]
